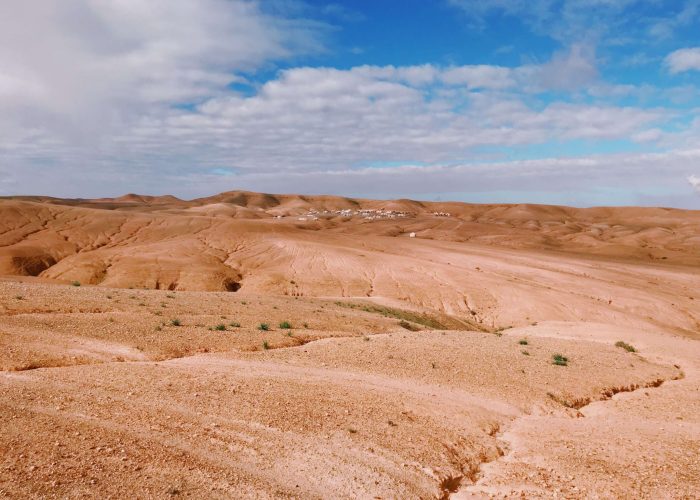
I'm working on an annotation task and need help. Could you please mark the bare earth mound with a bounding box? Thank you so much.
[1,192,699,498]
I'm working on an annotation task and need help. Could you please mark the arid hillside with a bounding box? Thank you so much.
[1,192,699,498]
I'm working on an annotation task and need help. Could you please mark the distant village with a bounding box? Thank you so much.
[273,208,452,221]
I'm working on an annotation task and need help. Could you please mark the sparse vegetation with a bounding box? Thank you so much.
[398,320,420,331]
[615,341,637,352]
[519,339,528,345]
[262,340,270,350]
[170,318,181,326]
[229,321,240,328]
[521,350,530,356]
[552,354,568,366]
[214,324,226,331]
[14,295,23,300]
[279,321,292,329]
[258,323,270,331]
[334,301,451,329]
[71,281,81,287]
[303,322,309,328]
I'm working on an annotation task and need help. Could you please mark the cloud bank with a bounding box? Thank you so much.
[0,0,699,208]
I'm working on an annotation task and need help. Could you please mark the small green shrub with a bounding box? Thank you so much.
[521,350,530,356]
[258,323,270,331]
[262,341,270,350]
[303,322,309,328]
[214,324,226,331]
[71,281,81,287]
[279,321,292,329]
[229,321,241,328]
[170,318,181,326]
[552,354,568,366]
[615,341,636,352]
[519,339,528,345]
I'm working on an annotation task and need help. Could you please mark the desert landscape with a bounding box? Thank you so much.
[0,191,698,498]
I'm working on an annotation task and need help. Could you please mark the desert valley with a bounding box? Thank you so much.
[0,191,698,498]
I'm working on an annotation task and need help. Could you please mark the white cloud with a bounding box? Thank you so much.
[143,65,663,177]
[0,0,324,140]
[689,174,700,193]
[665,47,700,74]
[1,58,671,199]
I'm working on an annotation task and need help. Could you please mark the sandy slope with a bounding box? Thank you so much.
[1,192,699,498]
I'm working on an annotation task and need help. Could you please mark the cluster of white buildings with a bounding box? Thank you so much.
[285,208,415,221]
[353,208,413,220]
[274,208,450,222]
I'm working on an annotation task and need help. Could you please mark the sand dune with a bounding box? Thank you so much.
[1,192,699,497]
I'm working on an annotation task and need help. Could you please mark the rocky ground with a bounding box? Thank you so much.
[1,193,699,498]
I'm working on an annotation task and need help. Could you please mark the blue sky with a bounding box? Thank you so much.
[1,0,700,207]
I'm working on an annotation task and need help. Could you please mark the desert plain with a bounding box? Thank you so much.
[0,191,698,498]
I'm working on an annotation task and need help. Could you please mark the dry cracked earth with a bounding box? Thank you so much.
[0,191,699,498]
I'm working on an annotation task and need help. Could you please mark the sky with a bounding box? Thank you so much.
[1,0,700,207]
